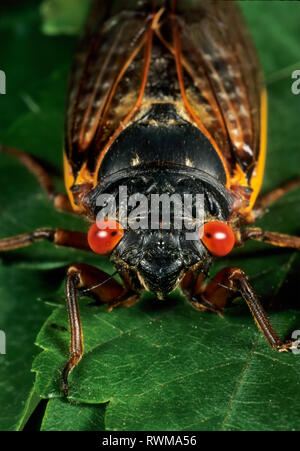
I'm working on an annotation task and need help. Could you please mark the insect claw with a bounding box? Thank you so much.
[61,365,71,396]
[61,380,69,397]
[276,340,296,352]
[63,388,69,397]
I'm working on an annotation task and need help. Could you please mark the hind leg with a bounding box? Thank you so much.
[253,177,300,219]
[0,145,73,213]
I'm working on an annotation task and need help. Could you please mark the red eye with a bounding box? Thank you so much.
[88,220,124,255]
[199,221,235,257]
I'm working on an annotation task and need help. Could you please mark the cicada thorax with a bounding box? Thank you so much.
[97,103,227,184]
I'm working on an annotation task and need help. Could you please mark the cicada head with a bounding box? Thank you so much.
[86,166,234,298]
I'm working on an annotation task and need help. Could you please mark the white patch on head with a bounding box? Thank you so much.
[131,154,140,166]
[185,158,194,167]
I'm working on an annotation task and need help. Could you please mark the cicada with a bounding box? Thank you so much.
[1,0,299,394]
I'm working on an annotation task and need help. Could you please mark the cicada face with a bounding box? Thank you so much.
[113,228,209,298]
[86,166,233,298]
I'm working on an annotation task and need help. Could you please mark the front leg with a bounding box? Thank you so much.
[182,267,297,352]
[62,263,140,395]
[181,267,235,314]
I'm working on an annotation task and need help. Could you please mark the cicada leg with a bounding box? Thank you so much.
[62,264,140,395]
[0,145,73,213]
[181,268,235,315]
[0,228,91,252]
[242,228,300,249]
[0,229,140,395]
[240,174,300,262]
[253,177,300,219]
[182,267,298,352]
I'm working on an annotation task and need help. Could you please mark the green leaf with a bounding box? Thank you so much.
[0,263,51,431]
[40,398,106,431]
[40,0,92,35]
[17,387,42,431]
[1,0,300,431]
[32,283,300,431]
